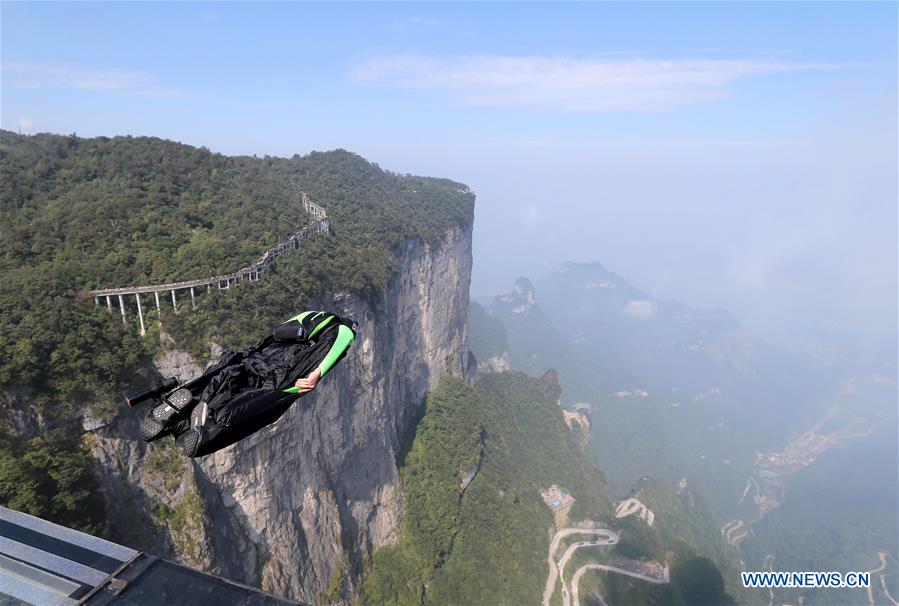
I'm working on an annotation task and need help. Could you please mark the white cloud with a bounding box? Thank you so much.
[17,117,33,132]
[1,61,184,97]
[350,55,844,112]
[623,300,657,319]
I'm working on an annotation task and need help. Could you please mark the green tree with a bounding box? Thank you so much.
[0,428,106,534]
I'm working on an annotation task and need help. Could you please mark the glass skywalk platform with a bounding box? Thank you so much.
[0,506,304,606]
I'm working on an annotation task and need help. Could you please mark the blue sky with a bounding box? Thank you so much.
[2,2,896,344]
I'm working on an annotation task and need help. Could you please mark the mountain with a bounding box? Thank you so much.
[0,131,475,603]
[362,370,747,606]
[475,262,897,605]
[0,130,474,406]
[1,132,744,606]
[363,372,611,605]
[0,132,673,605]
[5,132,884,605]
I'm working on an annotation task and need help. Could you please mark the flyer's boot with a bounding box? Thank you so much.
[139,388,194,442]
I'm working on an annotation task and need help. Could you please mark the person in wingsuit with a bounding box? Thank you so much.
[136,311,356,457]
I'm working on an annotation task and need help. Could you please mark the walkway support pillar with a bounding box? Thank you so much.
[106,296,112,312]
[154,291,162,324]
[135,294,146,336]
[171,290,178,314]
[190,287,196,310]
[118,294,126,325]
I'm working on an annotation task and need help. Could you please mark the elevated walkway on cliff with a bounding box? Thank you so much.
[86,193,330,335]
[0,506,306,606]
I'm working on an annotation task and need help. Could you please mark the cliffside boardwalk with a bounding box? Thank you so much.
[87,193,330,335]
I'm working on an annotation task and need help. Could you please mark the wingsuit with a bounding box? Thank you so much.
[138,311,356,457]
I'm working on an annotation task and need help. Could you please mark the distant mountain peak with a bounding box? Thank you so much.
[512,276,535,296]
[496,277,537,315]
[560,260,609,273]
[556,260,632,291]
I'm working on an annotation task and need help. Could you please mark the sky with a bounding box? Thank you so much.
[2,2,896,346]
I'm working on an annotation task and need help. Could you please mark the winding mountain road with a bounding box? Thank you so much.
[866,551,899,606]
[542,526,670,606]
[543,529,618,606]
[571,563,669,606]
[558,535,619,606]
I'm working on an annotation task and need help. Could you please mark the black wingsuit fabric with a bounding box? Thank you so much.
[170,324,344,457]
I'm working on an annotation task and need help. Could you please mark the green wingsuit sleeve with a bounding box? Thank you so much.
[318,324,355,377]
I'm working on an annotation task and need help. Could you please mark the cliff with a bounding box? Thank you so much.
[86,223,473,604]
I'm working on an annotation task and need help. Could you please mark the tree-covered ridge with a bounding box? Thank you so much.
[266,149,473,253]
[475,370,610,520]
[363,377,483,605]
[364,372,611,605]
[0,131,473,536]
[1,132,308,284]
[1,131,473,287]
[0,131,474,402]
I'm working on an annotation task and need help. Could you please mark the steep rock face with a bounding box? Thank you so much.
[88,224,473,604]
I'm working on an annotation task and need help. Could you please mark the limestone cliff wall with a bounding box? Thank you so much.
[87,224,473,604]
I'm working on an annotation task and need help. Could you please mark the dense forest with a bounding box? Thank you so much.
[0,130,474,532]
[363,372,611,605]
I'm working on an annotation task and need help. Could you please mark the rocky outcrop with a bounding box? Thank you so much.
[561,409,591,448]
[459,430,485,494]
[459,456,481,493]
[88,223,473,604]
[478,350,510,373]
[496,277,537,315]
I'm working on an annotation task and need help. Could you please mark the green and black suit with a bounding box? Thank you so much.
[164,311,356,457]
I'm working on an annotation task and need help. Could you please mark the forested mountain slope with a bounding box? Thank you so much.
[0,130,473,408]
[364,373,611,605]
[0,131,476,603]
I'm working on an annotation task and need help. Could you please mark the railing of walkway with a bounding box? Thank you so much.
[87,193,329,335]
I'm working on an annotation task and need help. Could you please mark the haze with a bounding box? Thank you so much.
[3,2,895,348]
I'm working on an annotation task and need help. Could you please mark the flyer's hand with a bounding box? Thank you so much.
[295,368,322,394]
